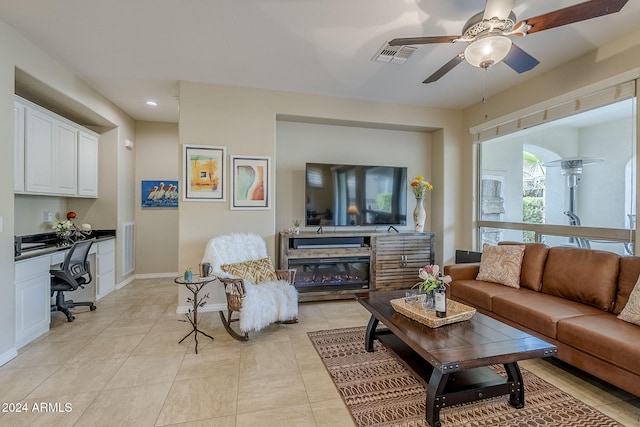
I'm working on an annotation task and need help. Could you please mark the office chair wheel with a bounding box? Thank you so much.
[67,315,75,322]
[90,305,96,311]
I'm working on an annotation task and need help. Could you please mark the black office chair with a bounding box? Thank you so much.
[50,239,97,322]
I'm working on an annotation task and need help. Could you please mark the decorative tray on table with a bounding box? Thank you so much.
[390,297,476,328]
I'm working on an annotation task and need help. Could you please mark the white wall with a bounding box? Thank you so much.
[14,195,68,235]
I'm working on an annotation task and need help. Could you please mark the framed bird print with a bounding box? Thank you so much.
[142,180,179,207]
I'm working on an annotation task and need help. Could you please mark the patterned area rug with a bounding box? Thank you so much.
[308,326,623,427]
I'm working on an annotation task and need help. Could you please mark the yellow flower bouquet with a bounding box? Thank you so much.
[410,175,433,198]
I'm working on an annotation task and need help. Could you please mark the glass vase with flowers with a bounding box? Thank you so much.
[53,220,74,245]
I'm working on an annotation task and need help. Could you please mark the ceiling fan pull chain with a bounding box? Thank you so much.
[482,67,488,104]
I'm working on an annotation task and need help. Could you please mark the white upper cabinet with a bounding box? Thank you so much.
[24,106,56,194]
[16,96,98,198]
[78,131,99,197]
[54,121,78,195]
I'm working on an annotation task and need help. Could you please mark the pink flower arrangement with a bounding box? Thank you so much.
[413,264,452,292]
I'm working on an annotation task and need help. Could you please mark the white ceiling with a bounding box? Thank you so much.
[1,0,639,123]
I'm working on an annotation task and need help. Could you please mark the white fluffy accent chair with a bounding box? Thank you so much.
[202,233,298,340]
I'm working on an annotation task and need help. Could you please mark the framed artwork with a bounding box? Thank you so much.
[183,145,226,201]
[230,155,270,209]
[141,180,179,207]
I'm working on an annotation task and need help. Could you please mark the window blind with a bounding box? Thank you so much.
[472,80,636,143]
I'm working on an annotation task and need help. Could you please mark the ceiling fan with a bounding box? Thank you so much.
[388,0,628,83]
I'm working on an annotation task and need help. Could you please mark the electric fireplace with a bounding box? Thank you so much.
[288,256,370,293]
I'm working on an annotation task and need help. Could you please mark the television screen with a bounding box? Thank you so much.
[305,163,407,227]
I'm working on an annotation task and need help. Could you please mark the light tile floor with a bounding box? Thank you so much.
[0,278,638,426]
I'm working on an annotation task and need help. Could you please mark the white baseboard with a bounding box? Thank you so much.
[0,347,18,367]
[116,275,136,291]
[176,303,227,314]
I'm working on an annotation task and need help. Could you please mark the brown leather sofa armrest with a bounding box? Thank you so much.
[444,263,480,281]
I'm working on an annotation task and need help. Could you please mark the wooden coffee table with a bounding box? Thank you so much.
[356,290,557,427]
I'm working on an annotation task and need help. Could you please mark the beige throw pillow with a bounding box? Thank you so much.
[220,257,277,284]
[618,275,640,325]
[476,243,525,288]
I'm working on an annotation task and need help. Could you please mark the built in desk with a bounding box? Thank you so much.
[14,231,116,349]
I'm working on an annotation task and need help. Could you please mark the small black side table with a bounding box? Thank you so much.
[174,275,217,354]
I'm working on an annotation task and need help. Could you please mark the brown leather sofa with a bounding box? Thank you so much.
[444,243,640,397]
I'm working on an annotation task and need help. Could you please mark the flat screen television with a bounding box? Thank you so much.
[305,162,407,227]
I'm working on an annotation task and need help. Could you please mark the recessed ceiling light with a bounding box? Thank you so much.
[145,100,158,107]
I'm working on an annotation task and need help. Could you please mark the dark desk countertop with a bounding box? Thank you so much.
[15,229,116,261]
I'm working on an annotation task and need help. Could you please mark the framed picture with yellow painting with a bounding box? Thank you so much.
[230,155,270,209]
[183,144,227,201]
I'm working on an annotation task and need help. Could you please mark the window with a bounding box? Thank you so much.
[478,92,636,255]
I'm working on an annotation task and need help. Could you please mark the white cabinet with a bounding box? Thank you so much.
[24,106,56,194]
[25,107,78,195]
[96,239,115,299]
[16,96,98,198]
[15,255,51,349]
[14,101,26,192]
[77,131,99,197]
[54,121,78,195]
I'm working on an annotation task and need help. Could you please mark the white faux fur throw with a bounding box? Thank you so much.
[203,232,299,332]
[240,280,298,332]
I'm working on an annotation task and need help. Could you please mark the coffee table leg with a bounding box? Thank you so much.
[365,315,379,352]
[426,370,449,427]
[504,362,525,409]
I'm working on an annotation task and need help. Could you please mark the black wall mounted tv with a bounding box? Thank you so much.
[305,162,407,227]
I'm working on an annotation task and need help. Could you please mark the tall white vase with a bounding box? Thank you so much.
[413,197,426,232]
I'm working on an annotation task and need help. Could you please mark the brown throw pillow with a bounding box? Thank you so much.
[618,274,640,325]
[220,258,277,284]
[476,243,525,288]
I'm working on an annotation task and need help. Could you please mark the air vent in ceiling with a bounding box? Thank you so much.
[372,43,417,64]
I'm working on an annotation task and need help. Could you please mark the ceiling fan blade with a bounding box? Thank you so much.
[423,54,465,84]
[502,44,540,73]
[483,0,515,20]
[388,36,458,46]
[522,0,628,35]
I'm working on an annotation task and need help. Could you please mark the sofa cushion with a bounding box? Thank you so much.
[499,242,549,291]
[618,275,640,325]
[557,313,640,376]
[615,256,640,314]
[476,244,525,288]
[220,257,277,284]
[492,291,604,339]
[541,247,619,311]
[449,279,521,312]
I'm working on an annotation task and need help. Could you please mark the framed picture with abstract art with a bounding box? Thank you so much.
[183,145,226,201]
[230,155,270,209]
[141,180,179,207]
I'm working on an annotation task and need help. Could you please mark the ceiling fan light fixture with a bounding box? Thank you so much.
[464,35,512,68]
